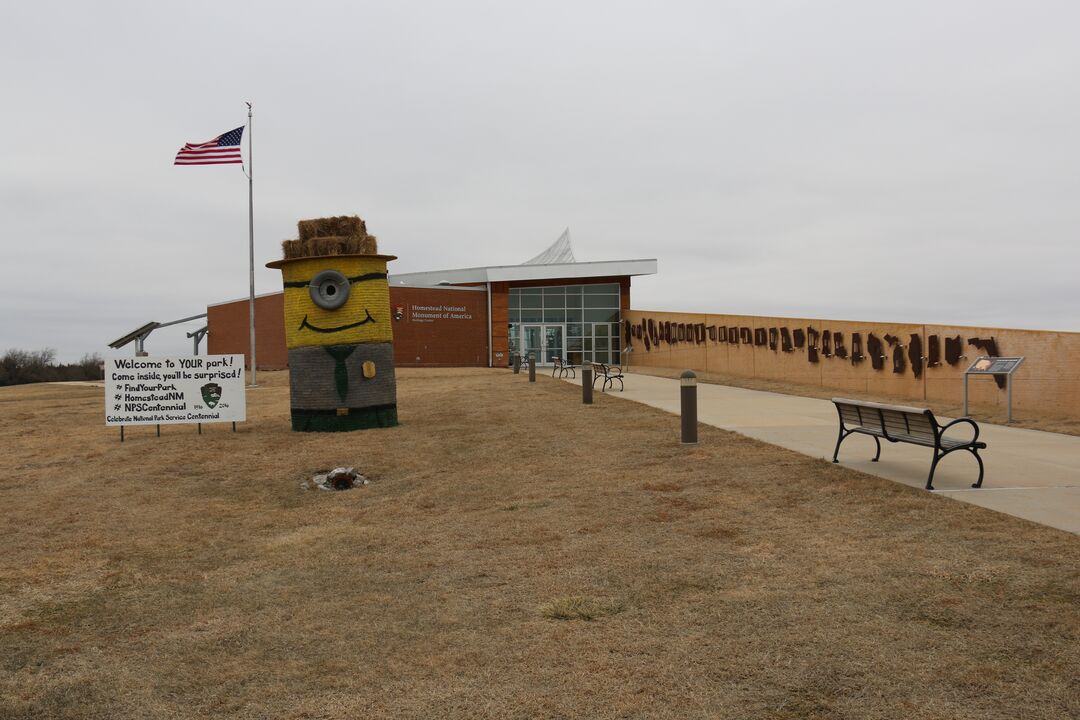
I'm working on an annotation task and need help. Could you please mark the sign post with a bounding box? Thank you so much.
[105,354,246,438]
[963,356,1025,422]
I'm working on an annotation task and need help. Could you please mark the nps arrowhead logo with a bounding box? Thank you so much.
[200,382,223,408]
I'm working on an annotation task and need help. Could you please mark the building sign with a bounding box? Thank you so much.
[105,355,246,426]
[409,304,474,323]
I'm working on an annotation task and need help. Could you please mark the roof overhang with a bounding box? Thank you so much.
[389,258,657,287]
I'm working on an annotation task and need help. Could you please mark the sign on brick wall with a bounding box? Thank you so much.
[408,304,475,323]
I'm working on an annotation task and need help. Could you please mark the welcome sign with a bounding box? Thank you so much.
[104,355,246,426]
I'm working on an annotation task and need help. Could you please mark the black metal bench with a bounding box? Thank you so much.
[831,398,986,490]
[551,357,576,379]
[590,362,624,392]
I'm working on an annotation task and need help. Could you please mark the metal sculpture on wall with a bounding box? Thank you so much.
[927,335,941,367]
[868,333,885,371]
[626,316,1006,388]
[268,215,397,432]
[807,327,820,363]
[850,333,864,365]
[833,332,847,359]
[908,334,924,379]
[945,335,963,365]
[884,334,906,374]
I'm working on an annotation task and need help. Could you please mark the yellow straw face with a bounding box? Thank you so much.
[281,256,393,348]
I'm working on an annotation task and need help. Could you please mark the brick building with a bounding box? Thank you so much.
[207,233,657,369]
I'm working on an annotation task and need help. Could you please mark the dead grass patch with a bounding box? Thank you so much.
[539,596,626,621]
[642,481,684,492]
[0,369,1078,719]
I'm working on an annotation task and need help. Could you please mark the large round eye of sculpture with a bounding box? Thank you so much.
[309,270,350,310]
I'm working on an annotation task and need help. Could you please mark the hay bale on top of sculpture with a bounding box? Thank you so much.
[296,215,367,242]
[267,215,398,432]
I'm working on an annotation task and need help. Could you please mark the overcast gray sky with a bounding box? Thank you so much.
[3,0,1078,362]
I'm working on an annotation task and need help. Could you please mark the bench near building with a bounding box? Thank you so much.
[207,232,658,370]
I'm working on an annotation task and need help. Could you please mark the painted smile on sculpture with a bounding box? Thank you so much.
[298,310,376,334]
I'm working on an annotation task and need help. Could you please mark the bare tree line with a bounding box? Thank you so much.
[0,349,104,386]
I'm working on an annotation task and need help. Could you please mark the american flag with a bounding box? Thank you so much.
[174,126,245,165]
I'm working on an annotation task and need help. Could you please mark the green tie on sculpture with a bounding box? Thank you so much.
[267,215,398,431]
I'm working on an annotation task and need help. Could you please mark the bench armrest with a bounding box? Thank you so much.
[940,417,980,444]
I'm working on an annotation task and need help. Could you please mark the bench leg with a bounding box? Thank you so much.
[926,452,941,491]
[832,427,847,463]
[872,436,881,462]
[615,377,623,391]
[971,449,984,489]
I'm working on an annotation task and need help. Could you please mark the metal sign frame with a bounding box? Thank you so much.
[963,356,1025,422]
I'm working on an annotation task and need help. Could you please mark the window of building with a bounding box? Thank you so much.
[508,283,621,365]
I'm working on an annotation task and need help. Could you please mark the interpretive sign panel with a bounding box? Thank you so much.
[966,356,1024,375]
[963,356,1025,421]
[105,355,246,426]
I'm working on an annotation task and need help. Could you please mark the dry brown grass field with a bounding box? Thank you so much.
[1,368,1078,719]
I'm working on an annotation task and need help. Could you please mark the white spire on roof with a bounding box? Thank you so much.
[522,227,575,265]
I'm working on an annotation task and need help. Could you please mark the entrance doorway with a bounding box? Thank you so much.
[520,324,564,365]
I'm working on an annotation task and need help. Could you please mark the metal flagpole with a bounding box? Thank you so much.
[246,101,257,386]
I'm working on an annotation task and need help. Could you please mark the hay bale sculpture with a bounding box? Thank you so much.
[267,215,398,431]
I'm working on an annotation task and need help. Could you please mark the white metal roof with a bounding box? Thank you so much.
[522,228,575,265]
[388,258,657,287]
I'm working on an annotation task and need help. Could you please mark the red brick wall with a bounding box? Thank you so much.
[391,287,489,366]
[207,287,489,368]
[207,293,288,370]
[208,276,633,369]
[490,283,509,366]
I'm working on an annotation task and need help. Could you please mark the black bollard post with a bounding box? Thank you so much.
[528,352,536,383]
[512,353,521,374]
[582,365,593,404]
[680,370,698,445]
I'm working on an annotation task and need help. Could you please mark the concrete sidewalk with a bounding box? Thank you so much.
[568,372,1080,534]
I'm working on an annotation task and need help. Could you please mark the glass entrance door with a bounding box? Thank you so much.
[543,325,563,364]
[520,324,564,365]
